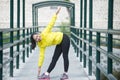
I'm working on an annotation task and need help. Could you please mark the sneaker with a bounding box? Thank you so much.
[60,73,69,80]
[38,73,50,80]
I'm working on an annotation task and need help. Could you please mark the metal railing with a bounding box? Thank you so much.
[71,27,120,80]
[70,0,120,80]
[0,27,39,80]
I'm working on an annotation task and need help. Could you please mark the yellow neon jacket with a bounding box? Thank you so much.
[37,14,63,67]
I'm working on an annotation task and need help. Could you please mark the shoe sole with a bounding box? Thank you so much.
[60,79,69,80]
[39,79,50,80]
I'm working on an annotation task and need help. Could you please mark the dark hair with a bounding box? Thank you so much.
[30,33,37,50]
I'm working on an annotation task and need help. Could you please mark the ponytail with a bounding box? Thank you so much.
[30,33,37,49]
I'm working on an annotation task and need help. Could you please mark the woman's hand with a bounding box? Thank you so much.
[56,7,61,15]
[38,66,41,76]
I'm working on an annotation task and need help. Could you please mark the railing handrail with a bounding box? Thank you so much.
[0,26,40,79]
[70,26,120,35]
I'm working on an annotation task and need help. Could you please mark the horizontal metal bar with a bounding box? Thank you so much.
[71,32,79,39]
[70,26,79,29]
[71,30,120,48]
[71,26,120,35]
[3,52,19,66]
[83,28,120,35]
[89,42,96,49]
[1,36,31,50]
[33,1,74,8]
[97,63,117,80]
[82,51,88,56]
[71,32,120,63]
[89,56,96,64]
[71,37,89,57]
[2,46,29,67]
[96,63,108,77]
[108,53,120,63]
[2,43,13,50]
[0,28,22,33]
[13,52,19,58]
[81,32,120,41]
[3,57,13,66]
[96,47,107,54]
[71,38,77,47]
[107,29,120,35]
[25,35,31,38]
[87,42,120,63]
[13,47,28,58]
[0,27,39,33]
[3,51,10,55]
[2,44,29,56]
[96,47,120,62]
[89,54,117,80]
[108,74,117,80]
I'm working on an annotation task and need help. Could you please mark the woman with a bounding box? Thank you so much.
[31,8,70,80]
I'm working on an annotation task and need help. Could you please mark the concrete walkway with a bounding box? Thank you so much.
[10,45,90,80]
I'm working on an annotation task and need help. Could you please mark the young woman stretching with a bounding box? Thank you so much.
[31,8,70,80]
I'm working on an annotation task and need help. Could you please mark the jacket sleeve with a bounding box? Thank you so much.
[42,14,57,33]
[38,47,45,67]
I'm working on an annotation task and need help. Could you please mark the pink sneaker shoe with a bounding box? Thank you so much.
[38,73,50,80]
[60,73,69,80]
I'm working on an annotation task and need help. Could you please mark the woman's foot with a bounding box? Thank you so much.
[60,73,69,80]
[38,73,50,80]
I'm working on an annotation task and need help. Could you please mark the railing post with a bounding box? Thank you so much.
[107,0,113,74]
[76,29,79,57]
[35,7,37,27]
[16,0,20,69]
[35,27,37,32]
[36,8,38,26]
[10,0,14,77]
[73,28,76,51]
[37,27,39,32]
[30,28,32,53]
[80,0,83,62]
[23,0,25,27]
[88,0,93,75]
[96,32,101,80]
[27,28,29,57]
[0,32,3,80]
[74,28,77,53]
[22,0,25,63]
[32,4,35,26]
[70,5,75,26]
[83,0,87,68]
[33,27,34,33]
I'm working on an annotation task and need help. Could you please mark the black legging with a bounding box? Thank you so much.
[47,34,70,73]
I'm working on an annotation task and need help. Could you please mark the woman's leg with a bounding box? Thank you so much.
[39,45,63,79]
[47,44,62,73]
[61,34,70,72]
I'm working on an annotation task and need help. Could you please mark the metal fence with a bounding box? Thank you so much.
[70,0,120,80]
[0,27,39,80]
[0,0,39,80]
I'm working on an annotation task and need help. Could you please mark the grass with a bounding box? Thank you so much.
[100,70,120,80]
[3,32,19,44]
[59,22,70,36]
